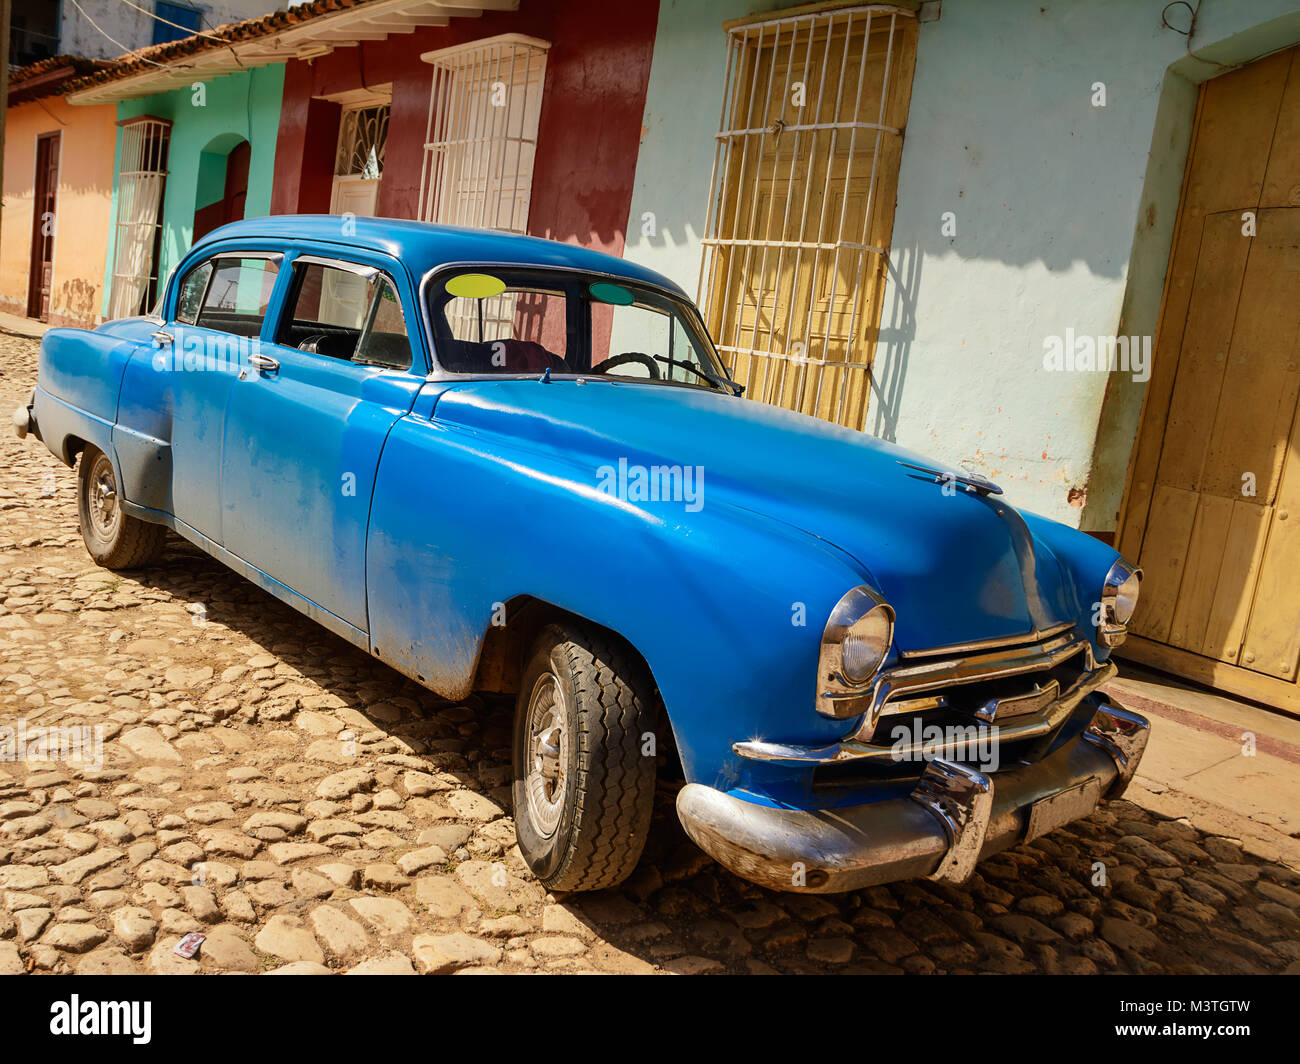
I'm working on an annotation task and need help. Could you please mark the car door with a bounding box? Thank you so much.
[116,250,282,542]
[219,250,426,635]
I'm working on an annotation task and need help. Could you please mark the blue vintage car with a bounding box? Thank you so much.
[13,216,1150,893]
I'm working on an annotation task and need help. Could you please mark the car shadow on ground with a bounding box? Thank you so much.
[99,533,1300,974]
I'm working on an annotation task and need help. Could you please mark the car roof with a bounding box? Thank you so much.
[192,215,688,297]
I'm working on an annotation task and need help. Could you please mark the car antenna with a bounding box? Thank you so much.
[539,366,552,383]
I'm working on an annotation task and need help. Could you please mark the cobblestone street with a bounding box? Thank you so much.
[1,331,1298,975]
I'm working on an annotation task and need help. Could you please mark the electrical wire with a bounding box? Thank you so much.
[66,0,166,66]
[116,0,230,43]
[114,0,245,68]
[1160,0,1231,71]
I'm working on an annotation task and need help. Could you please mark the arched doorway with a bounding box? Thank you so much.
[193,134,250,242]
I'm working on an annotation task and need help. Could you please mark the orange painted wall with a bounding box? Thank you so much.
[0,97,117,327]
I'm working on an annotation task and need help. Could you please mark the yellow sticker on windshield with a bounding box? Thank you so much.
[445,273,507,299]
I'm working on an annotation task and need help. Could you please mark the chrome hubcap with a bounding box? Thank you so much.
[525,672,569,838]
[88,455,120,538]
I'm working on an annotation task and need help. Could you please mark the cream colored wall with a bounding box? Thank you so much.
[0,97,118,327]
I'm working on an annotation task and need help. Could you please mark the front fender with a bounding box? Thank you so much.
[365,410,872,793]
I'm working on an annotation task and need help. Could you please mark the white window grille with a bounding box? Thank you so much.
[330,97,391,219]
[335,104,389,180]
[418,33,550,235]
[108,116,171,320]
[699,4,916,432]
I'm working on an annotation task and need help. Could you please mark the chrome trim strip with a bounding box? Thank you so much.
[877,693,948,717]
[898,620,1076,660]
[292,253,382,278]
[973,678,1060,724]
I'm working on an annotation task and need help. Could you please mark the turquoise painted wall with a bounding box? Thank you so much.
[105,65,285,315]
[623,0,1300,529]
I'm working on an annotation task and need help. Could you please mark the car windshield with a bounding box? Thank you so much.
[427,267,737,393]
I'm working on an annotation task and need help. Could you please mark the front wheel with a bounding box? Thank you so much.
[76,445,166,569]
[512,623,658,892]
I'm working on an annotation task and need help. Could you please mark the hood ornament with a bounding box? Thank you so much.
[897,461,1004,496]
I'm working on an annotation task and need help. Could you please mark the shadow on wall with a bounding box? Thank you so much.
[868,242,921,444]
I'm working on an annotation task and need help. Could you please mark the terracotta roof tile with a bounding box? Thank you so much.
[7,55,117,102]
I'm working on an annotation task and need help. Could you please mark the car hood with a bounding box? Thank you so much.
[431,379,1080,652]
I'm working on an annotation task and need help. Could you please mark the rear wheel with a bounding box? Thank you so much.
[512,623,658,892]
[76,445,166,569]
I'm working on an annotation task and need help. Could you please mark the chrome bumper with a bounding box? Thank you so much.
[11,388,37,441]
[676,698,1149,894]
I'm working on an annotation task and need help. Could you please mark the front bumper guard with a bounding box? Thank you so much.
[676,698,1149,893]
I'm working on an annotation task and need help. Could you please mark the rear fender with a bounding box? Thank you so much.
[34,324,148,469]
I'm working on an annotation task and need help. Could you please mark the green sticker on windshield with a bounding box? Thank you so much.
[589,281,634,306]
[446,272,507,299]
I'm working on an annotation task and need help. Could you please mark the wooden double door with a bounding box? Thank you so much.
[1119,45,1300,713]
[27,132,60,321]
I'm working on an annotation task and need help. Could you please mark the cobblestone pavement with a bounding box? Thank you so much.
[2,332,1299,975]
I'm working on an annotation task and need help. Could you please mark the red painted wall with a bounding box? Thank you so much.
[269,0,660,258]
[270,59,340,216]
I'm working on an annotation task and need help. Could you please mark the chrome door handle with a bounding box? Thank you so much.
[151,331,173,348]
[248,353,280,374]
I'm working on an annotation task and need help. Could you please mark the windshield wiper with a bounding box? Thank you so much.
[649,356,743,396]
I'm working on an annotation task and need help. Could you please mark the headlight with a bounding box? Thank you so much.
[816,586,894,719]
[1099,559,1141,646]
[841,603,894,683]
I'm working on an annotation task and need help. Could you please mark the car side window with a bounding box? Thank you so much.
[277,261,412,370]
[175,262,212,324]
[354,278,413,370]
[194,257,279,338]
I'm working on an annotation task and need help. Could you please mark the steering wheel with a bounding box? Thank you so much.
[595,352,661,379]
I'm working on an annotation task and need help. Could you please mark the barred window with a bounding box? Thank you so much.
[335,105,389,180]
[108,116,171,320]
[699,4,917,431]
[418,33,550,234]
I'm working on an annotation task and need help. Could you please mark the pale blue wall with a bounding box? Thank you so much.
[624,0,1300,529]
[620,0,773,294]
